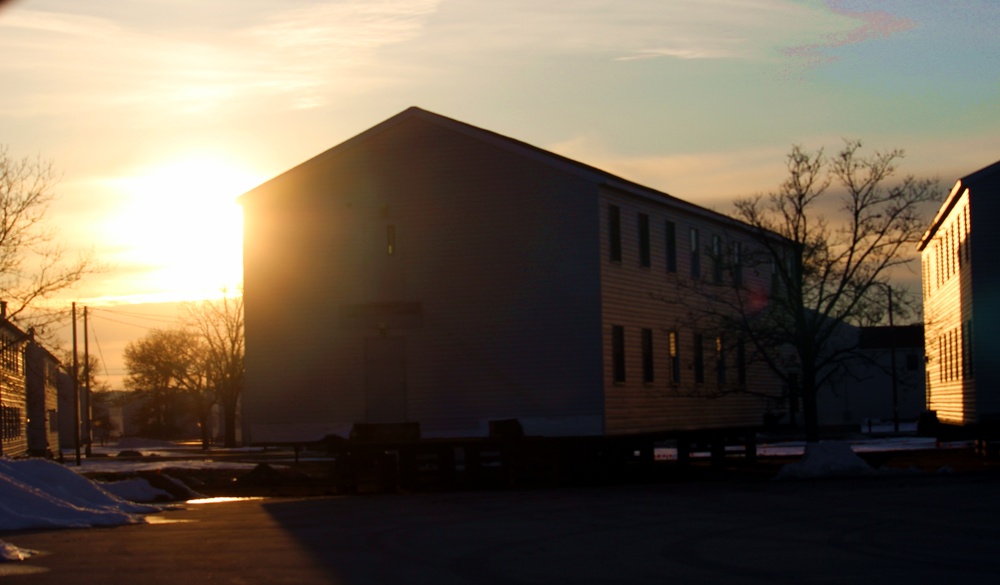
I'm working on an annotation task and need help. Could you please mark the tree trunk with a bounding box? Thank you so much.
[801,377,820,443]
[199,410,211,450]
[223,397,238,448]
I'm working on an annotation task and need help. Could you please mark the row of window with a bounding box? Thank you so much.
[1,404,22,441]
[611,325,747,387]
[608,205,745,286]
[926,204,970,294]
[937,320,974,383]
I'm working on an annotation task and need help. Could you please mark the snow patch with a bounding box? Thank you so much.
[776,441,874,479]
[0,541,35,562]
[97,478,172,503]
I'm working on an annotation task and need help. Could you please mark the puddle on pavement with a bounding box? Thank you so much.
[185,497,265,505]
[144,515,196,525]
[0,564,50,576]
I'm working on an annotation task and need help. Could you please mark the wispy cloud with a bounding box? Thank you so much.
[546,135,794,205]
[414,0,833,62]
[783,0,917,67]
[0,1,443,116]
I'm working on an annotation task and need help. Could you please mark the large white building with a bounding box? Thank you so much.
[919,159,1000,429]
[239,107,789,444]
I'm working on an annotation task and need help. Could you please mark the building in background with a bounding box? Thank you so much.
[919,159,1000,432]
[817,324,925,430]
[25,335,62,457]
[240,107,791,445]
[0,308,29,457]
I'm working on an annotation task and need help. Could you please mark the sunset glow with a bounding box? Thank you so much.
[100,156,263,304]
[1,0,996,389]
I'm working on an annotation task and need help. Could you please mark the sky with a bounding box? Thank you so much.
[1,0,998,388]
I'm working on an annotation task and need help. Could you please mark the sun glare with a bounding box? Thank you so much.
[105,156,264,303]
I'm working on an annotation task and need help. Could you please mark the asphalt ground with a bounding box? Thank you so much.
[3,466,1000,584]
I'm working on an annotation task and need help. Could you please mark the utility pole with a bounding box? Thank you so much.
[72,302,81,466]
[83,306,92,456]
[887,286,899,433]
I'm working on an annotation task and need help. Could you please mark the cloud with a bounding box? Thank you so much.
[415,0,836,63]
[782,0,917,67]
[545,135,793,206]
[0,1,443,117]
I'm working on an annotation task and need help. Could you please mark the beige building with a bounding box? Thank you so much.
[240,107,789,444]
[919,159,1000,428]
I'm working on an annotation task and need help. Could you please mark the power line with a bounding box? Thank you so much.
[88,318,111,379]
[88,306,182,325]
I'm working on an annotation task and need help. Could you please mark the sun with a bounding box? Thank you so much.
[105,155,264,303]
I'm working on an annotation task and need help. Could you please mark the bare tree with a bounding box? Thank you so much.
[0,146,97,333]
[673,141,940,442]
[123,328,214,447]
[184,292,244,447]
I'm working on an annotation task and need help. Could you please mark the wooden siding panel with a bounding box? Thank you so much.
[923,189,976,425]
[598,188,785,434]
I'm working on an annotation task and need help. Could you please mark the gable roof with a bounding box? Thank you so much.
[919,158,1000,250]
[239,106,769,235]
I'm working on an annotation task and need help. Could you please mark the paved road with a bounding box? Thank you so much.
[3,471,1000,584]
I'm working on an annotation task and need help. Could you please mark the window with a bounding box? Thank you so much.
[690,228,701,278]
[386,225,396,255]
[966,320,975,379]
[665,221,677,273]
[732,241,743,286]
[736,337,747,386]
[668,330,680,385]
[1,340,20,374]
[693,333,705,384]
[609,205,622,262]
[641,328,654,383]
[712,235,723,284]
[937,335,943,383]
[715,336,726,386]
[1,404,22,440]
[638,213,651,267]
[612,325,625,383]
[965,205,972,262]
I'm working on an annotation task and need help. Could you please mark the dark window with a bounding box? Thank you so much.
[937,335,943,383]
[906,352,919,372]
[690,228,701,278]
[732,241,743,286]
[737,337,747,386]
[1,340,20,374]
[609,205,622,262]
[638,214,651,267]
[715,336,726,386]
[1,404,22,440]
[668,330,680,385]
[966,320,975,379]
[712,235,723,284]
[693,333,704,384]
[665,221,677,273]
[612,325,625,383]
[641,328,654,383]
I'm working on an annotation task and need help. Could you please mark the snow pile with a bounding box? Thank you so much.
[1,540,35,562]
[776,441,874,479]
[0,458,157,532]
[96,477,173,503]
